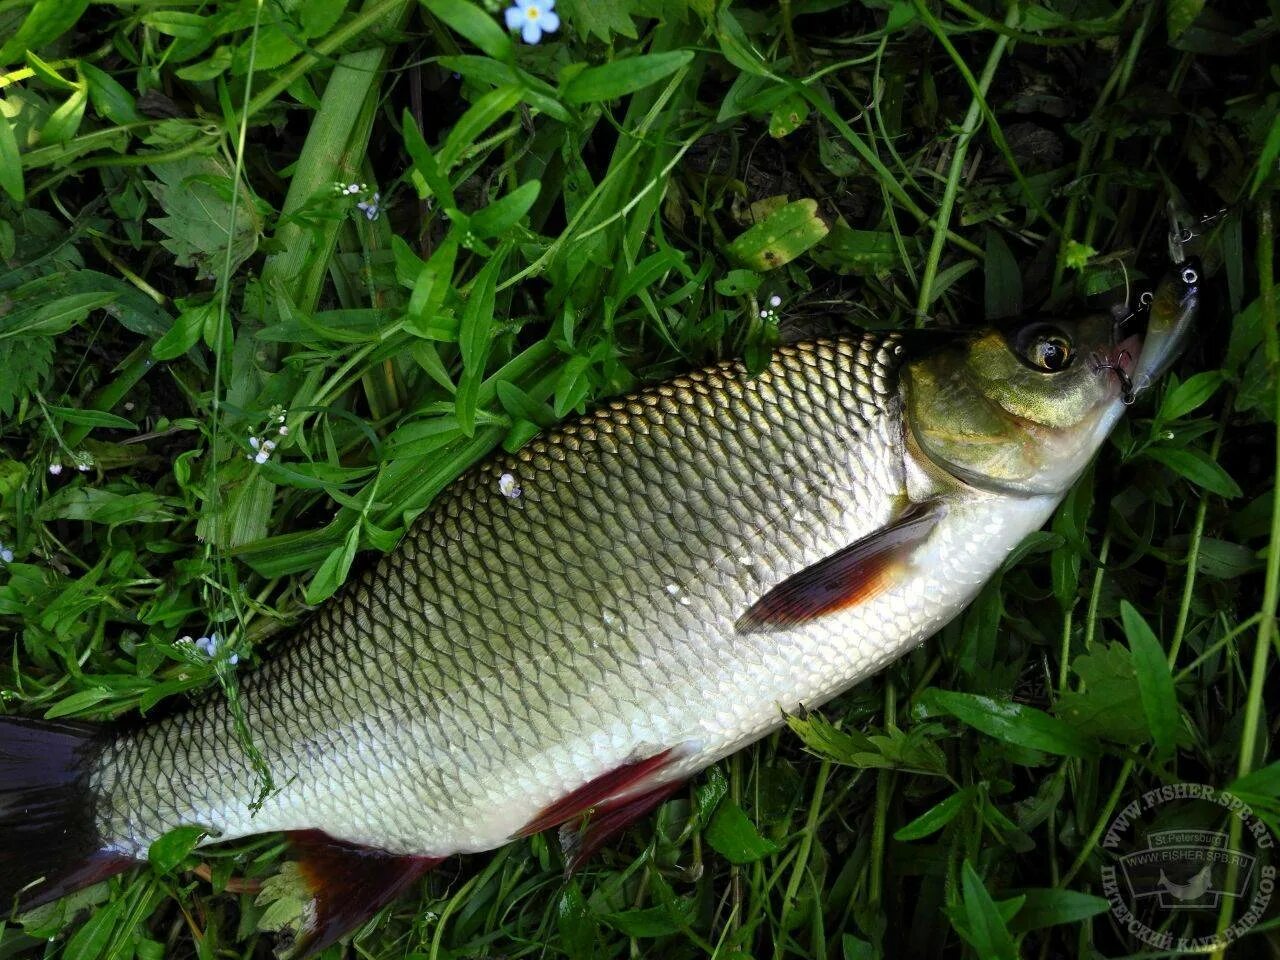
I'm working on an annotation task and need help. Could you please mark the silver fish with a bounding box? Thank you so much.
[0,265,1198,954]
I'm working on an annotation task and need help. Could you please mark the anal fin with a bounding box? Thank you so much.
[736,499,945,634]
[280,830,442,958]
[558,779,685,874]
[516,748,686,871]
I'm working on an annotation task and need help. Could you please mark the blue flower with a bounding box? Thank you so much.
[505,0,559,44]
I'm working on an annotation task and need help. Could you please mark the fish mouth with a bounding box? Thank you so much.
[1090,333,1142,405]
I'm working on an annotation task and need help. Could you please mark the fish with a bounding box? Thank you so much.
[0,263,1200,955]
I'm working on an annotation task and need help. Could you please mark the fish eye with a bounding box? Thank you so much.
[1030,334,1073,372]
[1012,324,1074,373]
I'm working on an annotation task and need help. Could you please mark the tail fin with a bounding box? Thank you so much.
[0,717,134,914]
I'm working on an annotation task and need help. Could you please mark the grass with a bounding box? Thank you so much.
[1,0,1279,958]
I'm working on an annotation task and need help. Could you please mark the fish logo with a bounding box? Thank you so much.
[1098,784,1277,952]
[1118,829,1252,910]
[1158,864,1214,902]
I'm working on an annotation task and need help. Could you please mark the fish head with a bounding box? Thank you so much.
[903,312,1144,496]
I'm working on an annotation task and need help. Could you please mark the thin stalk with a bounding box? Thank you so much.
[1051,2,1152,291]
[258,0,413,314]
[1212,198,1279,958]
[1061,401,1231,890]
[774,758,831,960]
[868,680,896,914]
[912,2,1015,318]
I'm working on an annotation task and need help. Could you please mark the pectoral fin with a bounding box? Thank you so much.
[277,830,442,959]
[736,499,944,634]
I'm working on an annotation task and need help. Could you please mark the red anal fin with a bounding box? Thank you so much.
[282,830,442,959]
[516,748,680,840]
[559,778,685,874]
[736,499,945,634]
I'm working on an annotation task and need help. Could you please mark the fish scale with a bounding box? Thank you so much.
[89,332,1037,858]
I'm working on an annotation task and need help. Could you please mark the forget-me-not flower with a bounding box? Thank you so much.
[505,0,559,44]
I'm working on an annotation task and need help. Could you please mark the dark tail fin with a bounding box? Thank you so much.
[0,717,134,914]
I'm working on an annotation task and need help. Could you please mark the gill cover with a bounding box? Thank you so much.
[902,314,1123,496]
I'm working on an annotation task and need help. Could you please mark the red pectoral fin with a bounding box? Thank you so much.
[281,831,442,959]
[736,500,944,634]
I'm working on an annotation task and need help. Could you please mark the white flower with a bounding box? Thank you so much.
[357,192,381,221]
[254,450,270,465]
[48,462,63,476]
[0,543,13,564]
[498,472,522,499]
[278,425,289,436]
[505,0,559,44]
[249,436,261,450]
[769,294,782,308]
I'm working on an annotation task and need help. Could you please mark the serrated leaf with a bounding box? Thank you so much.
[146,156,260,278]
[558,0,641,42]
[0,336,52,419]
[561,51,693,104]
[1055,644,1149,745]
